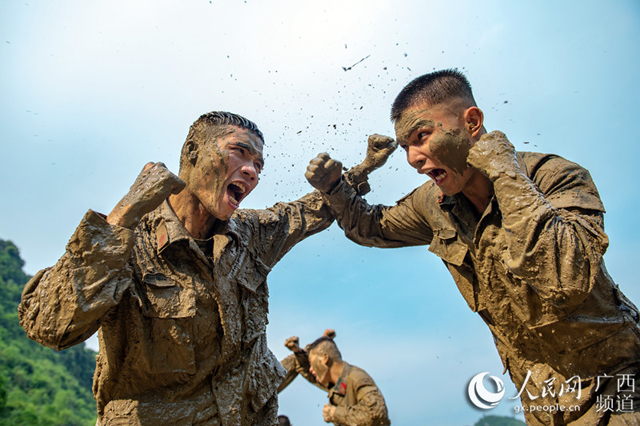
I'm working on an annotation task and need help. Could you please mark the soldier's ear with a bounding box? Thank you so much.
[185,141,199,165]
[322,353,332,367]
[464,106,484,140]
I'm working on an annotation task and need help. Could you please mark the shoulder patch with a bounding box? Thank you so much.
[156,222,169,251]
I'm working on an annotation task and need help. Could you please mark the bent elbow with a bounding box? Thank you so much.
[544,286,591,309]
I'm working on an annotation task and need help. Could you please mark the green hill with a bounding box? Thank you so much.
[474,414,526,426]
[0,239,98,426]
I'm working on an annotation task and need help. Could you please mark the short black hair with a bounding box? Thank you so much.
[187,111,264,144]
[391,69,477,122]
[307,336,342,361]
[180,111,263,171]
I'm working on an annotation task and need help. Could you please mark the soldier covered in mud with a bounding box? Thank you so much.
[278,329,390,426]
[305,70,640,425]
[18,111,394,426]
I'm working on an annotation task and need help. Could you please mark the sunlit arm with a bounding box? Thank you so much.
[234,190,334,269]
[277,351,328,393]
[322,179,434,249]
[18,211,135,350]
[491,157,608,309]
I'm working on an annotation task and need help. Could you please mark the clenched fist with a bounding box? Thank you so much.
[305,153,343,193]
[322,404,337,422]
[361,134,397,172]
[284,336,301,353]
[467,130,521,181]
[107,162,186,229]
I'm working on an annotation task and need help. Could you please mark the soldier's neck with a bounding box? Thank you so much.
[461,171,493,217]
[168,191,219,240]
[329,361,345,385]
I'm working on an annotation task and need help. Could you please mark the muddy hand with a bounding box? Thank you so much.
[107,162,186,229]
[343,134,397,195]
[322,404,337,422]
[284,336,301,352]
[305,153,343,193]
[467,130,520,181]
[323,329,336,339]
[361,134,398,172]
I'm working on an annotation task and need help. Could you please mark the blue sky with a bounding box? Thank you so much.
[1,1,639,425]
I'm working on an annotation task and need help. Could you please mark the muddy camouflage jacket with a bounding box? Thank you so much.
[279,353,390,426]
[328,363,390,426]
[19,193,333,426]
[322,151,640,395]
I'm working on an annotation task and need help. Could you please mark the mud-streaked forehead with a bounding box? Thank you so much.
[394,100,465,143]
[394,111,440,144]
[215,127,265,163]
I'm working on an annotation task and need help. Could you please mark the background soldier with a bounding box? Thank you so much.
[279,330,391,426]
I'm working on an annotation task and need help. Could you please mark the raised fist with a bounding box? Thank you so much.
[362,134,397,171]
[284,336,301,353]
[107,162,185,229]
[467,131,520,181]
[305,153,343,193]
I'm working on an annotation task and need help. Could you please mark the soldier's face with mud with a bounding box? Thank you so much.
[187,126,264,220]
[308,352,331,386]
[394,102,476,196]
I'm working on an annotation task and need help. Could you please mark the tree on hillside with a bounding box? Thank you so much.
[0,239,98,426]
[474,414,526,426]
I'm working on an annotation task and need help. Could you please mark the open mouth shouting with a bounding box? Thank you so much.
[427,168,447,185]
[227,181,248,209]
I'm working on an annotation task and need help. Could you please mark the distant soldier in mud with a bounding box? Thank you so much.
[18,111,395,426]
[306,70,640,425]
[278,329,391,426]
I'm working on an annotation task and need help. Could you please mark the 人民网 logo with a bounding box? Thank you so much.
[468,372,506,409]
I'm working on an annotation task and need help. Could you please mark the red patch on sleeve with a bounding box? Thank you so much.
[157,223,168,250]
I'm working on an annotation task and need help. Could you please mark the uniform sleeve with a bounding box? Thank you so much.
[277,351,327,393]
[322,179,433,248]
[18,210,136,350]
[277,354,300,393]
[494,154,608,309]
[332,382,390,426]
[234,190,336,268]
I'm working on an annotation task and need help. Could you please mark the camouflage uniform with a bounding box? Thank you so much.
[19,193,333,426]
[280,352,390,426]
[321,150,640,425]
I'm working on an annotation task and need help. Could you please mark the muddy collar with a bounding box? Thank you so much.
[153,201,193,253]
[153,201,242,255]
[328,363,351,398]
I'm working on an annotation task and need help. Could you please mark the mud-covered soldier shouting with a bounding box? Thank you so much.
[278,330,391,426]
[20,111,346,426]
[306,70,640,425]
